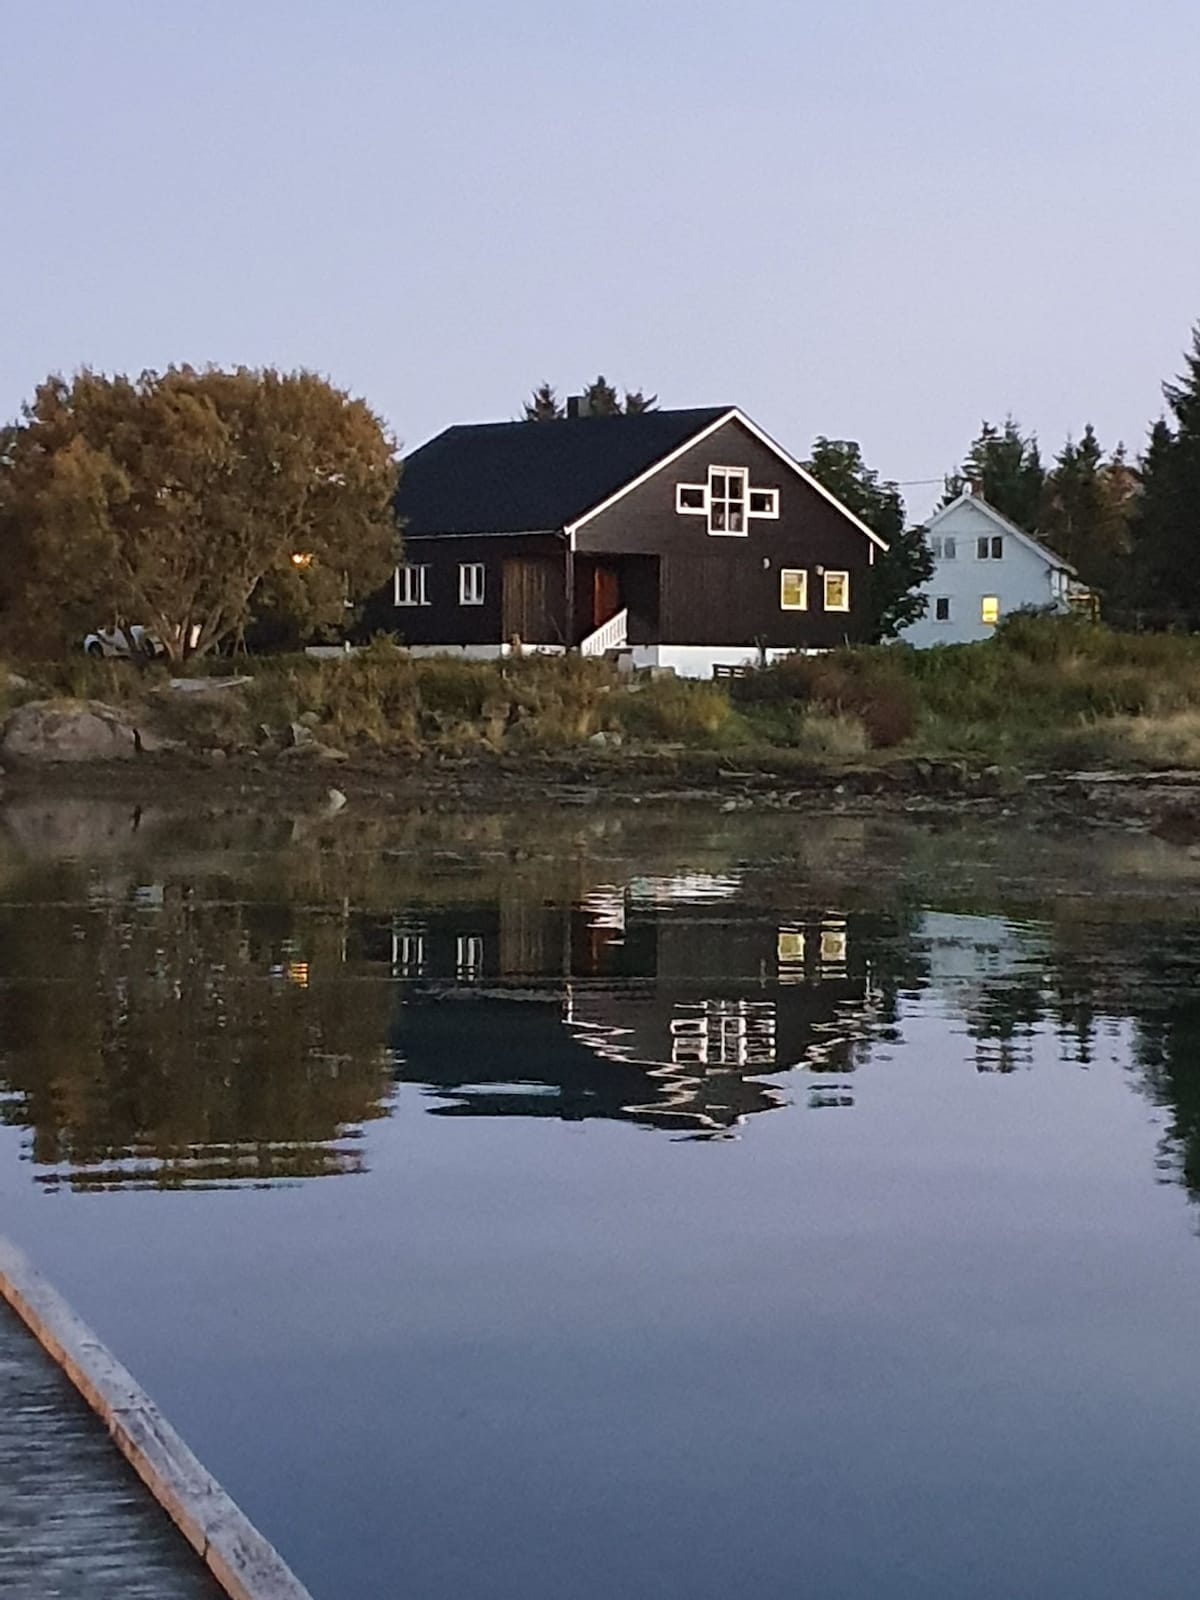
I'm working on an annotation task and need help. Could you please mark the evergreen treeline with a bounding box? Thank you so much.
[941,327,1200,624]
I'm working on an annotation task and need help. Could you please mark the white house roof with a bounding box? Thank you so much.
[923,492,1078,577]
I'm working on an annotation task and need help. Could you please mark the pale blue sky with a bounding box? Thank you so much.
[3,1,1196,513]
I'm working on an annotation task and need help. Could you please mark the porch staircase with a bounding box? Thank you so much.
[579,607,628,657]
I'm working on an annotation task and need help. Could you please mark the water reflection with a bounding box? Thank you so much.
[384,879,894,1137]
[0,807,1197,1197]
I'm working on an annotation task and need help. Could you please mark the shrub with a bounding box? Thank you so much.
[733,650,916,748]
[612,675,742,743]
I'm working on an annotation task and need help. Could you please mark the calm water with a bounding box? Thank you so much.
[1,799,1199,1599]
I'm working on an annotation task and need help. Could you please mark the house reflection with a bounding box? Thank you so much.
[382,872,878,1137]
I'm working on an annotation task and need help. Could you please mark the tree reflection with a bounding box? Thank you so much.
[0,878,394,1189]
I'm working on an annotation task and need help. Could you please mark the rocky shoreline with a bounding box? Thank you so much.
[1,737,1197,845]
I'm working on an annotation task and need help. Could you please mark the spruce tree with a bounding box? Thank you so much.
[943,417,1046,534]
[622,388,659,414]
[523,382,564,422]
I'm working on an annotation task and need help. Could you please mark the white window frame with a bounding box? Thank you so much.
[981,595,1000,626]
[676,482,708,515]
[707,466,748,536]
[394,563,430,606]
[459,562,485,606]
[929,535,942,559]
[823,570,850,612]
[977,535,1004,561]
[779,568,808,610]
[749,487,780,519]
[456,934,483,978]
[943,536,957,560]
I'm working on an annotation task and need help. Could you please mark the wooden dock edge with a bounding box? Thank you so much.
[0,1235,314,1600]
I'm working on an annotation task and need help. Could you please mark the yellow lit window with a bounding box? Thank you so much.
[780,569,807,610]
[823,571,850,611]
[981,595,1000,626]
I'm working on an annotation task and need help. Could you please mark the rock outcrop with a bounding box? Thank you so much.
[1,700,142,762]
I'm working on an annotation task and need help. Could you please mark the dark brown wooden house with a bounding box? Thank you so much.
[373,404,886,676]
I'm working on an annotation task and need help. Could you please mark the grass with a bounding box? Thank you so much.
[7,614,1200,771]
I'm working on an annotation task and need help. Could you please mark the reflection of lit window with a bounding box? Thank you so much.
[778,929,806,964]
[820,925,848,967]
[392,929,425,976]
[456,935,484,979]
[286,960,309,987]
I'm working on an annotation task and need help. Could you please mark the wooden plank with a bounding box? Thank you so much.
[0,1236,314,1600]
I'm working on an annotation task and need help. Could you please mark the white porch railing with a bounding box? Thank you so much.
[579,607,628,657]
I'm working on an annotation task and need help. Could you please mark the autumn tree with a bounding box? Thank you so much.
[0,366,400,660]
[803,437,931,639]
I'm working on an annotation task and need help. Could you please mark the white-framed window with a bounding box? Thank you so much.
[708,466,748,534]
[943,536,957,559]
[977,535,1004,560]
[391,928,426,976]
[456,934,483,979]
[780,568,808,610]
[929,535,942,559]
[677,472,780,527]
[676,482,707,515]
[935,597,951,622]
[459,562,485,605]
[394,564,430,606]
[823,570,850,612]
[981,595,1000,626]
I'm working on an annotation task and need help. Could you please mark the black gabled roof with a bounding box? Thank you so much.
[395,407,732,537]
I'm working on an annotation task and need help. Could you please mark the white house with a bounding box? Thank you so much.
[901,492,1076,648]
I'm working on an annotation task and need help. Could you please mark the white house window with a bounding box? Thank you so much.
[708,467,748,534]
[459,562,485,605]
[780,568,808,610]
[977,535,1004,560]
[943,536,957,559]
[749,488,779,518]
[981,595,1000,625]
[394,564,430,606]
[929,536,943,559]
[676,483,707,514]
[935,597,951,622]
[823,570,850,611]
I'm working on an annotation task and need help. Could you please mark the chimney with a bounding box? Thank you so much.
[566,394,590,419]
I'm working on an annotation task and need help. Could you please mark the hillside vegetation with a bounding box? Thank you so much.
[6,617,1200,772]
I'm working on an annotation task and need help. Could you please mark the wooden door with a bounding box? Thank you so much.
[592,565,621,627]
[502,558,556,643]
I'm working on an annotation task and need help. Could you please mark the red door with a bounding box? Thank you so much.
[593,565,620,627]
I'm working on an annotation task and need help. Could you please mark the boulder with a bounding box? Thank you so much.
[1,700,141,762]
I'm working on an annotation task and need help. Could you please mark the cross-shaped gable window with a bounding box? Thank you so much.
[675,467,781,535]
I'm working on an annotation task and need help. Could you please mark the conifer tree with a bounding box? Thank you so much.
[943,417,1046,534]
[523,382,564,422]
[1127,328,1200,620]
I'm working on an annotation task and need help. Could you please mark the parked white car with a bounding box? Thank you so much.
[82,626,167,660]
